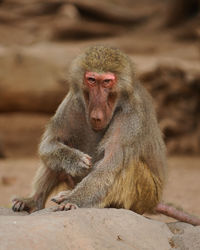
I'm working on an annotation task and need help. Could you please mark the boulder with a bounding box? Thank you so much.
[0,46,71,113]
[0,207,172,250]
[168,222,200,250]
[1,207,200,249]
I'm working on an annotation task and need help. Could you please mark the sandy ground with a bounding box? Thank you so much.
[0,156,200,223]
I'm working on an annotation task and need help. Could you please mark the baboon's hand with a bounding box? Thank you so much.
[51,190,71,204]
[77,151,92,169]
[53,202,78,211]
[64,150,92,177]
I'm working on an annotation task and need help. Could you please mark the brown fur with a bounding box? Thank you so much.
[102,161,163,214]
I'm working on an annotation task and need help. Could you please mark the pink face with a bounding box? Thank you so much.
[83,71,117,131]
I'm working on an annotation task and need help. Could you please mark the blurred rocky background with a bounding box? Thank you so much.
[0,0,200,224]
[0,0,199,158]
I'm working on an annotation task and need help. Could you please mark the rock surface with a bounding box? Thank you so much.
[168,222,200,249]
[0,46,70,113]
[0,207,200,250]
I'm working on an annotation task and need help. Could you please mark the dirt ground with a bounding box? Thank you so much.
[0,156,200,223]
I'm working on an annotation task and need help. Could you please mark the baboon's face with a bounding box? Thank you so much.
[83,71,118,131]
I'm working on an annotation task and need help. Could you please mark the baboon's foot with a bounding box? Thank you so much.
[12,197,36,213]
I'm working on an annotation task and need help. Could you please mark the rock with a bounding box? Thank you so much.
[0,0,156,45]
[167,221,195,235]
[71,0,152,24]
[0,207,172,250]
[51,19,124,41]
[0,47,69,113]
[0,113,50,157]
[167,222,200,250]
[140,65,200,155]
[0,207,28,216]
[0,139,6,158]
[1,207,200,249]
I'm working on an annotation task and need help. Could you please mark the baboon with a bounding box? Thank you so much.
[12,45,200,225]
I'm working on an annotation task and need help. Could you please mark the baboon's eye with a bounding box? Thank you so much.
[102,79,113,88]
[87,77,96,85]
[104,79,111,84]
